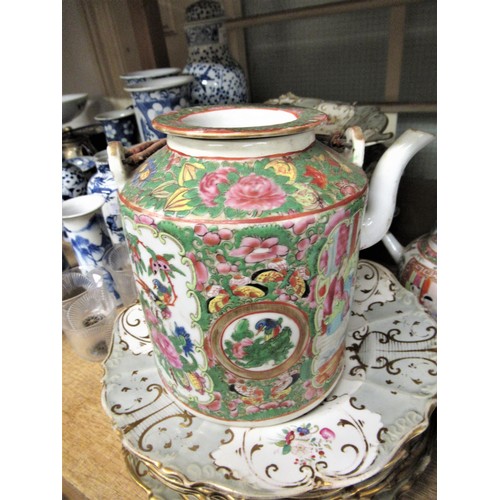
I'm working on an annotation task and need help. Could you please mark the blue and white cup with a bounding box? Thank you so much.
[119,67,181,86]
[94,109,140,147]
[124,74,194,142]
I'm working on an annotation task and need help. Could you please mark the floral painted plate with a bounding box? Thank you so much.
[122,415,436,500]
[101,260,437,499]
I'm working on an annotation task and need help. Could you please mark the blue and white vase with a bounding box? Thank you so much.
[86,150,125,244]
[94,109,140,147]
[182,0,248,105]
[124,75,194,142]
[62,194,120,302]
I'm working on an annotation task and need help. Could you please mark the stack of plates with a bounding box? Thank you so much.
[101,260,437,499]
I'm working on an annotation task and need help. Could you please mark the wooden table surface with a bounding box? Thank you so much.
[62,329,437,500]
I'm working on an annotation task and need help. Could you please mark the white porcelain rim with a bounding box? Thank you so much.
[62,93,88,104]
[124,74,194,92]
[62,194,105,219]
[94,109,135,121]
[120,67,181,80]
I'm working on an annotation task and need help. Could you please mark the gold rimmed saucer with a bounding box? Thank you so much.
[101,260,437,499]
[122,414,436,499]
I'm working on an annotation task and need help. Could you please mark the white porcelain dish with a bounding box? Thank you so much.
[102,259,437,498]
[265,92,392,145]
[62,93,88,124]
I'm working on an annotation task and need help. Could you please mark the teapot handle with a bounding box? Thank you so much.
[344,126,365,167]
[107,141,128,191]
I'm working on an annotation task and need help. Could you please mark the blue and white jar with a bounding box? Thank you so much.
[182,0,248,105]
[86,150,125,244]
[94,109,140,147]
[124,75,194,142]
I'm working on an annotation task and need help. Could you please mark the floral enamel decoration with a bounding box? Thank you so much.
[108,104,434,426]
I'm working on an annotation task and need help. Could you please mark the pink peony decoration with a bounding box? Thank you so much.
[152,328,183,369]
[225,173,286,211]
[198,167,237,207]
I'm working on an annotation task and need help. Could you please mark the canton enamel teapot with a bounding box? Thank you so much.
[107,104,434,427]
[383,229,437,319]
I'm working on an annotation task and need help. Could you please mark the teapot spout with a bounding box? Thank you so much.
[382,232,404,263]
[359,129,434,250]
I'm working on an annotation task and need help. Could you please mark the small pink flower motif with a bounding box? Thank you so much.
[198,167,237,207]
[225,173,287,211]
[215,254,238,274]
[134,213,157,228]
[335,179,358,196]
[232,338,253,359]
[229,274,251,288]
[285,430,295,444]
[218,228,233,240]
[202,232,221,246]
[246,402,279,414]
[152,328,182,369]
[296,234,319,260]
[198,392,222,412]
[303,379,322,400]
[145,307,159,325]
[206,284,223,297]
[228,399,241,417]
[277,291,294,302]
[325,210,347,236]
[194,223,208,236]
[228,399,240,411]
[186,252,208,291]
[230,236,288,263]
[283,215,316,235]
[319,427,336,440]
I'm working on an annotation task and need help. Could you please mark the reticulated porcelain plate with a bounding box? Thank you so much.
[102,260,436,499]
[264,93,392,146]
[123,417,436,500]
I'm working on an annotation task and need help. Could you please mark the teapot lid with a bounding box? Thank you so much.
[119,105,368,224]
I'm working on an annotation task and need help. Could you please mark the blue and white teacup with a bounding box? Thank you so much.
[94,109,140,147]
[124,74,194,142]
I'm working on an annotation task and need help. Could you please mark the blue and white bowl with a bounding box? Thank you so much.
[119,67,181,86]
[94,109,140,147]
[124,74,194,141]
